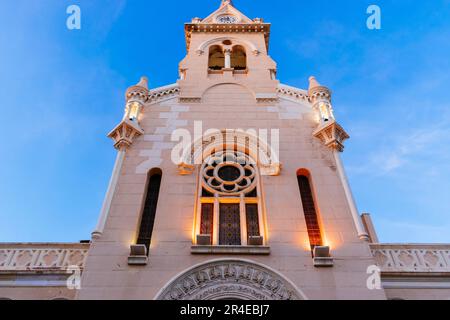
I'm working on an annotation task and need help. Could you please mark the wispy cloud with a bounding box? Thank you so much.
[376,218,450,243]
[349,124,450,175]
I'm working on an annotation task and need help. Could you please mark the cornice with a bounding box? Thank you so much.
[185,23,271,52]
[277,84,310,103]
[147,84,180,105]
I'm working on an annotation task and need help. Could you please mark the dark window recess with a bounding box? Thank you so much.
[245,187,257,198]
[246,204,260,238]
[202,188,214,197]
[137,170,162,254]
[297,175,323,249]
[200,203,214,243]
[219,204,241,245]
[218,165,240,182]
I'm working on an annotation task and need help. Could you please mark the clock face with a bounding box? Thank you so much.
[217,15,238,24]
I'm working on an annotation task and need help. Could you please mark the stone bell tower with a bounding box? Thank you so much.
[78,0,387,300]
[178,0,279,103]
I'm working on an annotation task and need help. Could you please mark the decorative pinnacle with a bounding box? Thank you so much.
[221,0,233,7]
[126,76,149,103]
[308,76,321,91]
[135,76,149,90]
[308,76,331,104]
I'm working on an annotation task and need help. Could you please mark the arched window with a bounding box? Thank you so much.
[231,45,247,70]
[297,169,323,250]
[208,45,225,70]
[137,168,162,253]
[195,150,265,246]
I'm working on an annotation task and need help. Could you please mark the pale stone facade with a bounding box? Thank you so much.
[0,0,449,300]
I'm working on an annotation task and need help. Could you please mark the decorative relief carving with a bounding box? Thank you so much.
[157,260,302,300]
[371,245,450,273]
[179,97,202,104]
[202,151,257,196]
[178,130,280,178]
[308,86,332,104]
[148,85,180,104]
[108,119,144,150]
[178,162,196,175]
[0,245,89,272]
[256,97,279,104]
[313,120,349,152]
[276,85,309,102]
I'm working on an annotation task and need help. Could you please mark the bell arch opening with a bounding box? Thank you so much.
[155,259,307,300]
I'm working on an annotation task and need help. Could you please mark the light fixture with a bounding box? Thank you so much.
[128,244,148,266]
[125,101,142,122]
[248,236,264,246]
[318,102,333,123]
[196,234,212,246]
[313,246,334,267]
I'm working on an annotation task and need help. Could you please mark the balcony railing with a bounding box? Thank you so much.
[371,244,450,273]
[0,243,90,272]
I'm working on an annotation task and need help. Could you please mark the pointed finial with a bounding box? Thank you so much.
[126,76,149,103]
[136,76,149,90]
[221,0,233,7]
[308,76,331,104]
[308,76,321,90]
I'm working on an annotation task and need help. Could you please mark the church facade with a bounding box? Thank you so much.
[1,1,449,300]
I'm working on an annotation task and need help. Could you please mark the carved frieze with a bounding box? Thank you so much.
[157,260,302,300]
[371,245,450,273]
[0,245,89,272]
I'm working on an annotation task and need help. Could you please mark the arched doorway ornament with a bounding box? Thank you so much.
[177,129,281,176]
[155,259,307,300]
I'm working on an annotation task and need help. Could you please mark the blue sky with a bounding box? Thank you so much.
[0,0,449,243]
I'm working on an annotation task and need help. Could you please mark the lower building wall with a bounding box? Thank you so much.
[385,288,450,300]
[0,287,76,300]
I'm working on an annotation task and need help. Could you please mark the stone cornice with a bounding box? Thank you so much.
[0,243,89,272]
[147,84,180,104]
[371,244,450,274]
[277,84,309,103]
[185,23,271,52]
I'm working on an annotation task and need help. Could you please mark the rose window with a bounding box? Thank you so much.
[202,151,257,196]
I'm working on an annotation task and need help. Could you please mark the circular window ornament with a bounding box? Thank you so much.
[202,151,256,196]
[216,15,238,24]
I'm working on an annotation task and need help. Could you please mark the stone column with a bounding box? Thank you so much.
[224,49,232,69]
[333,151,370,241]
[92,149,126,239]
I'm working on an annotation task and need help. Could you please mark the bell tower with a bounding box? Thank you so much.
[178,0,278,102]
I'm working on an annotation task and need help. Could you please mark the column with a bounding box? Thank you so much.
[333,151,370,241]
[224,49,232,69]
[92,149,126,239]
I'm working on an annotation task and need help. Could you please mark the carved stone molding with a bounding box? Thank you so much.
[308,86,332,104]
[277,85,309,102]
[178,162,196,175]
[126,85,149,105]
[0,244,89,272]
[179,130,280,172]
[313,120,349,152]
[185,24,270,53]
[148,85,180,104]
[156,259,304,300]
[108,119,144,150]
[179,97,202,104]
[371,244,450,273]
[260,162,282,176]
